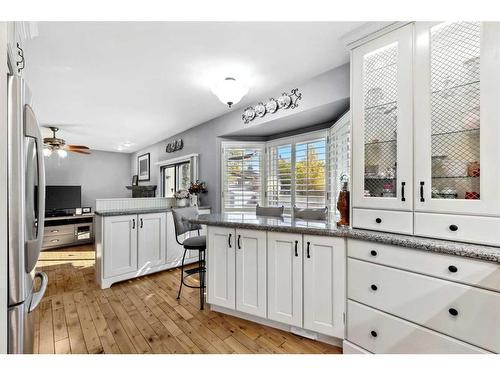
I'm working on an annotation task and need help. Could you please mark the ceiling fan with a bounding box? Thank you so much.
[43,126,91,157]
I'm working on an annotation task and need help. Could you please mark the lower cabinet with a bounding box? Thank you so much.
[138,213,166,269]
[103,214,138,278]
[100,212,166,283]
[207,226,236,309]
[303,235,345,337]
[207,226,346,339]
[267,232,303,327]
[236,229,267,318]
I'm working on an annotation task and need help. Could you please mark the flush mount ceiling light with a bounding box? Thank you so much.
[211,77,248,108]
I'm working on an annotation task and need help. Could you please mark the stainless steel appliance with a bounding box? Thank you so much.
[7,75,48,354]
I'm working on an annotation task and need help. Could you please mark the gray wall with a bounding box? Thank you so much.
[130,63,350,212]
[45,149,131,210]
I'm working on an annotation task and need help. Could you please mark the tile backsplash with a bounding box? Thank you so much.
[95,197,175,211]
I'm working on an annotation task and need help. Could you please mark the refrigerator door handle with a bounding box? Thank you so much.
[24,104,46,272]
[28,271,48,313]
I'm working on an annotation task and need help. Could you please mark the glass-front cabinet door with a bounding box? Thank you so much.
[414,22,500,215]
[352,24,413,210]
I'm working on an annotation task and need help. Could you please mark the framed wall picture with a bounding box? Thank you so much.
[132,174,139,186]
[138,153,150,181]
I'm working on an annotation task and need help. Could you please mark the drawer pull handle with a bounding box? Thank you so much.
[370,250,378,257]
[449,224,458,232]
[448,265,458,273]
[448,308,458,317]
[50,230,59,233]
[375,218,382,224]
[370,284,378,291]
[51,239,59,243]
[370,330,378,338]
[306,242,311,258]
[294,240,298,257]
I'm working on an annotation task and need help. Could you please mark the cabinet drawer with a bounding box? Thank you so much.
[352,208,413,235]
[42,233,75,248]
[415,212,500,246]
[44,224,74,237]
[347,301,488,354]
[348,239,500,292]
[348,258,500,352]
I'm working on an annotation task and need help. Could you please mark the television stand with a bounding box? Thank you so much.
[43,213,95,250]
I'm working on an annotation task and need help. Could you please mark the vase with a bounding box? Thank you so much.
[176,198,188,207]
[190,194,199,207]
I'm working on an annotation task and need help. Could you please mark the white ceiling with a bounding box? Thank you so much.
[24,22,365,153]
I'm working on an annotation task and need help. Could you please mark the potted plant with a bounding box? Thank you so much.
[173,189,190,207]
[188,180,208,207]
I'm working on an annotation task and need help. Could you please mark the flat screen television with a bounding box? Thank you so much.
[45,185,82,212]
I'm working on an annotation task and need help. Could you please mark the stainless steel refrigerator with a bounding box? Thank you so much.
[7,75,48,354]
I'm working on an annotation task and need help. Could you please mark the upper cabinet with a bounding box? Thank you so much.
[414,22,500,216]
[351,22,500,245]
[352,24,413,212]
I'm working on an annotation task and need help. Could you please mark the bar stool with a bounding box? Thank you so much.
[171,207,206,310]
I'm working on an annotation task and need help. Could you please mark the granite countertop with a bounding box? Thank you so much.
[190,213,500,264]
[95,206,211,216]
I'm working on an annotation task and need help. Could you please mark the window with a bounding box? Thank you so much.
[329,112,351,220]
[161,161,191,197]
[222,144,264,213]
[267,131,327,212]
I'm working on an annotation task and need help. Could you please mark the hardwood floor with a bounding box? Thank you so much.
[34,244,342,354]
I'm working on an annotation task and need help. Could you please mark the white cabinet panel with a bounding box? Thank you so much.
[267,232,302,327]
[138,213,166,270]
[347,300,488,354]
[352,208,413,234]
[207,226,235,309]
[236,229,267,318]
[103,215,137,278]
[352,23,413,211]
[348,258,500,353]
[303,235,345,337]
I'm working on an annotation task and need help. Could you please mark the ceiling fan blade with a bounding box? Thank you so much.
[66,145,90,149]
[69,149,91,155]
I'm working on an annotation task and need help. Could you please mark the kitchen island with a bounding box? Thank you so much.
[190,213,500,354]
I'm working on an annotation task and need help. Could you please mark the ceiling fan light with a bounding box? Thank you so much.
[211,77,248,108]
[57,149,68,158]
[43,148,52,157]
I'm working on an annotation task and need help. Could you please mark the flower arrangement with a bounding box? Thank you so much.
[188,180,208,195]
[173,190,190,200]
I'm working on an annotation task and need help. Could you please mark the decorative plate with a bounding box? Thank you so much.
[265,98,278,114]
[277,94,292,109]
[242,107,256,123]
[175,139,183,150]
[255,102,266,117]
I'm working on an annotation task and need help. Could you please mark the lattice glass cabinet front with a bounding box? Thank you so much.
[352,24,413,211]
[414,22,500,215]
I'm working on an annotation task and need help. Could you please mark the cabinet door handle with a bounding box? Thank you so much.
[419,181,425,202]
[448,308,458,317]
[401,182,406,202]
[370,330,378,338]
[371,284,378,291]
[448,265,458,273]
[294,240,298,257]
[370,250,378,257]
[132,219,135,229]
[237,234,241,249]
[449,224,458,232]
[228,233,232,248]
[140,218,143,228]
[306,241,311,258]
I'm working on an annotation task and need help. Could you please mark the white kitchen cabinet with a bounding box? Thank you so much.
[351,23,414,212]
[235,229,267,318]
[303,235,345,337]
[267,232,303,327]
[138,212,166,270]
[414,22,500,217]
[103,215,138,278]
[207,226,236,309]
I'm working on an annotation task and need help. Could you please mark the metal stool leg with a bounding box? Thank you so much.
[199,249,204,310]
[177,248,188,300]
